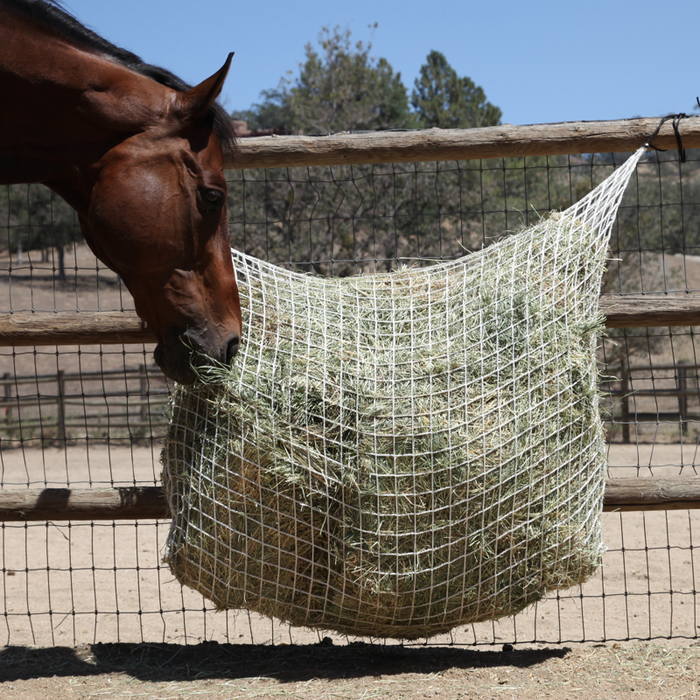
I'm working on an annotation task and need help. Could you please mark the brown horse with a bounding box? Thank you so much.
[0,0,241,384]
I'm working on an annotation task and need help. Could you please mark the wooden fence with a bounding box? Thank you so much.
[226,116,700,169]
[1,360,694,448]
[3,117,700,521]
[602,361,700,443]
[0,366,169,443]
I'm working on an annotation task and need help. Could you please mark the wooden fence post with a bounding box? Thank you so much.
[56,369,66,443]
[139,364,147,422]
[620,359,630,444]
[3,372,11,427]
[678,361,688,438]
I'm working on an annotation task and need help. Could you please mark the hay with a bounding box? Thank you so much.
[162,148,645,639]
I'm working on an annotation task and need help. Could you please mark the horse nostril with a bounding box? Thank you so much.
[226,335,240,364]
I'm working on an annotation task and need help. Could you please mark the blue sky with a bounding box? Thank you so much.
[62,0,699,127]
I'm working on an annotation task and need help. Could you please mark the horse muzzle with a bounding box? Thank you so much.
[153,329,240,385]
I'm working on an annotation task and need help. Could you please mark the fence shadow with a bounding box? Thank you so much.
[0,640,571,683]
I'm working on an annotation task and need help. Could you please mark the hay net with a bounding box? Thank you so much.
[162,147,646,640]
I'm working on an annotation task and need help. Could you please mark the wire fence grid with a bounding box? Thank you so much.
[1,145,700,648]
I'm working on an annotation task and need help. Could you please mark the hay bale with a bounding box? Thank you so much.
[162,209,609,640]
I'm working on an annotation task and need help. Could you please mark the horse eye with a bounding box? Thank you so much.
[203,189,223,204]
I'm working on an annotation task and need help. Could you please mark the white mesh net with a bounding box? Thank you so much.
[162,147,646,639]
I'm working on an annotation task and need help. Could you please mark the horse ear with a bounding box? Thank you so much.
[173,53,233,126]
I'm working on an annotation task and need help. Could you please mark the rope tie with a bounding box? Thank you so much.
[645,113,689,162]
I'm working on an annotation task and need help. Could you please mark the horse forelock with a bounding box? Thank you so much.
[1,0,237,156]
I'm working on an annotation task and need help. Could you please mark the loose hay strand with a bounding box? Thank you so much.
[162,148,647,639]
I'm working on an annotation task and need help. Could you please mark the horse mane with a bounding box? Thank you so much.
[2,0,237,155]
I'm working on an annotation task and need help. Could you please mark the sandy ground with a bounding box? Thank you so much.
[1,640,699,700]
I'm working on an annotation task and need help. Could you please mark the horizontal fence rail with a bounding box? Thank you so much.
[0,311,152,346]
[0,366,169,443]
[2,476,700,522]
[3,297,700,347]
[228,116,700,169]
[601,362,700,443]
[0,356,698,516]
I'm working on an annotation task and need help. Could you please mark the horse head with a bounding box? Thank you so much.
[79,56,241,385]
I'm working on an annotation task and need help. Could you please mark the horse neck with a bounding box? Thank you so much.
[0,6,171,211]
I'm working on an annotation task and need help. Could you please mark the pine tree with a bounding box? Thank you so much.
[411,51,501,129]
[237,26,414,134]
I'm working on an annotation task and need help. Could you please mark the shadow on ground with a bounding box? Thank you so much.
[0,640,570,683]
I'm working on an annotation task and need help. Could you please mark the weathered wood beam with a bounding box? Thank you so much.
[598,296,700,328]
[0,311,155,346]
[0,478,698,521]
[0,487,168,522]
[228,116,700,170]
[603,476,700,512]
[1,297,700,348]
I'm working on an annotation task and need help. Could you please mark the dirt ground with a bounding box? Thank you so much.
[3,245,700,697]
[1,639,699,699]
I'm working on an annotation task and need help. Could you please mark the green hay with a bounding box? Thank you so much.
[162,213,608,640]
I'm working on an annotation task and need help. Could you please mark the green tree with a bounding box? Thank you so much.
[231,86,292,132]
[238,26,414,134]
[226,31,507,276]
[411,50,501,129]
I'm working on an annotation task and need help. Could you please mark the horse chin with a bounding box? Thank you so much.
[153,343,198,386]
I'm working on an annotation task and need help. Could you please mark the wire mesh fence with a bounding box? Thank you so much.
[1,144,700,647]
